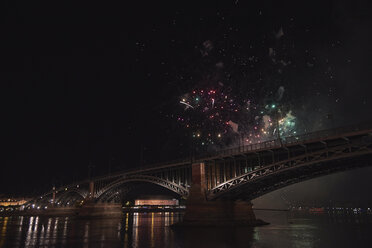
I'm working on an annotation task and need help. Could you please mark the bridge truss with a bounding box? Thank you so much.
[27,125,372,207]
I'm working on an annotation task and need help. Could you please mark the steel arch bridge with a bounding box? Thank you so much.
[27,123,372,208]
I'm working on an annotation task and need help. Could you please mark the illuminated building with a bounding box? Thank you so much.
[135,198,178,206]
[0,198,30,206]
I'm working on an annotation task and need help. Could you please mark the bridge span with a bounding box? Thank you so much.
[26,124,372,225]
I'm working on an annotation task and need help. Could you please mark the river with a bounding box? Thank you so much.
[0,210,371,247]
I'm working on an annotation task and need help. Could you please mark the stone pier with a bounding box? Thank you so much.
[174,162,267,227]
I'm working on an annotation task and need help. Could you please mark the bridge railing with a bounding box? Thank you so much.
[194,121,372,160]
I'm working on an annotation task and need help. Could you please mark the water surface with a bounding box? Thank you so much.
[0,211,371,247]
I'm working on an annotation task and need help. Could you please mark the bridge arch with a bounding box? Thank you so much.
[204,129,372,200]
[25,184,90,208]
[207,151,372,201]
[55,190,85,206]
[95,175,189,202]
[55,188,87,203]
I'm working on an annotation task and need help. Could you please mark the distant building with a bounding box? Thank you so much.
[134,195,179,206]
[135,199,178,206]
[0,198,30,206]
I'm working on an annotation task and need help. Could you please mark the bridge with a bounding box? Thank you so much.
[26,123,372,225]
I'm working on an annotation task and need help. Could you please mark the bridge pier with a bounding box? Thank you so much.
[176,162,266,227]
[52,186,56,206]
[89,181,95,199]
[74,181,122,217]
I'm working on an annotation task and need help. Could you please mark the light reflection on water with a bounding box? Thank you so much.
[0,211,371,248]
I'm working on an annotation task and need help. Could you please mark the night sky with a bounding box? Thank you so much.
[2,0,372,204]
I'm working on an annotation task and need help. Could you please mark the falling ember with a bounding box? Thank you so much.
[179,101,194,109]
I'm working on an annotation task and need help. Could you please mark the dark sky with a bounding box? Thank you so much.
[2,0,372,202]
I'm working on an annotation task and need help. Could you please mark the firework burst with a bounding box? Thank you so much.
[176,86,297,149]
